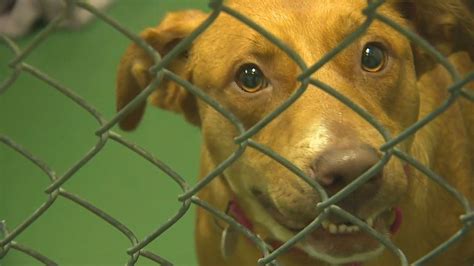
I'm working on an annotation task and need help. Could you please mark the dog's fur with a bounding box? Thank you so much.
[116,1,474,265]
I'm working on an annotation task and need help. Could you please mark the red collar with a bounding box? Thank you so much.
[228,200,254,231]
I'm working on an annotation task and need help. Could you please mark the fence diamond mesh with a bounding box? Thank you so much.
[1,0,473,265]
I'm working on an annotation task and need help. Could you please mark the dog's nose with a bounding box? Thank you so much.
[311,145,382,194]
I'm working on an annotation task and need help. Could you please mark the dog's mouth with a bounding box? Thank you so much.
[253,190,401,264]
[299,209,397,264]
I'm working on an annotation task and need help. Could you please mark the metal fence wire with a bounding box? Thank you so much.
[1,0,474,265]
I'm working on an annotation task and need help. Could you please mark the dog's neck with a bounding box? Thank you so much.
[410,53,474,201]
[394,53,474,260]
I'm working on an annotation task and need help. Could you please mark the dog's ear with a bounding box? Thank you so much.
[116,10,207,131]
[393,0,474,73]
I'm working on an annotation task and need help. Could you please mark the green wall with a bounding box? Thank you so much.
[1,1,207,265]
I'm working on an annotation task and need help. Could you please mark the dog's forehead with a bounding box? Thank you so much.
[226,0,366,8]
[196,0,376,59]
[219,0,377,43]
[191,0,407,83]
[225,0,370,16]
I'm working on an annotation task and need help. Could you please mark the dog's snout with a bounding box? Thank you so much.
[312,145,382,194]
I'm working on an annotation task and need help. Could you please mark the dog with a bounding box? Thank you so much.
[115,0,474,265]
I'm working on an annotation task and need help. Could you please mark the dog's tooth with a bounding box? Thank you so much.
[338,224,348,233]
[347,225,359,233]
[321,220,329,230]
[322,221,362,234]
[329,223,338,234]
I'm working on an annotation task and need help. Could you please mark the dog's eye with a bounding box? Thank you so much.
[361,43,386,72]
[235,64,268,93]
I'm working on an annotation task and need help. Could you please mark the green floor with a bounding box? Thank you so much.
[1,1,208,265]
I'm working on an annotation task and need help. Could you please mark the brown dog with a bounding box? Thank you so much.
[116,0,474,265]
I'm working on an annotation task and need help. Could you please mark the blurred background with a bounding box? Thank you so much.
[1,1,208,265]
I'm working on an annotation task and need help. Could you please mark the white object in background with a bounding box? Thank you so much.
[0,0,115,38]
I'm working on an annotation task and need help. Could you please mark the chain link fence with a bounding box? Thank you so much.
[1,0,474,265]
